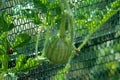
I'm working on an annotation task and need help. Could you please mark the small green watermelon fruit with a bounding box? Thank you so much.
[44,34,73,64]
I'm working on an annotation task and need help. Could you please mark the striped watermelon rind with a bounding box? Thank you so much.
[44,34,72,64]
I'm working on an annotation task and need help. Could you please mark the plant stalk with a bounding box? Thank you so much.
[35,26,41,57]
[60,14,66,38]
[56,0,75,79]
[59,1,66,38]
[77,9,119,50]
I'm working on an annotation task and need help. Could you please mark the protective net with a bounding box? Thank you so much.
[0,0,120,80]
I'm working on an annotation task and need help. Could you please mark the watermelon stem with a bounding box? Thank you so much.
[59,1,66,38]
[55,0,74,79]
[69,15,74,43]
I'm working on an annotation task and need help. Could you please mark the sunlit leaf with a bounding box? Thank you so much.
[14,54,26,71]
[13,33,31,48]
[0,14,8,32]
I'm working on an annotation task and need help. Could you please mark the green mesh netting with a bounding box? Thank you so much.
[0,0,120,80]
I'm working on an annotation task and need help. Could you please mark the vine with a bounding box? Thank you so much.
[55,0,120,79]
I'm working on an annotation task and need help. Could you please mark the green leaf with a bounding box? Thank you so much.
[110,0,120,9]
[19,56,47,72]
[0,32,12,53]
[1,54,9,70]
[33,0,48,13]
[14,54,26,71]
[13,33,31,48]
[0,11,14,33]
[0,45,5,55]
[7,23,15,31]
[23,57,39,71]
[0,32,8,50]
[0,32,7,41]
[0,15,8,33]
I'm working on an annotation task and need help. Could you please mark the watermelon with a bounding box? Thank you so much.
[44,34,72,64]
